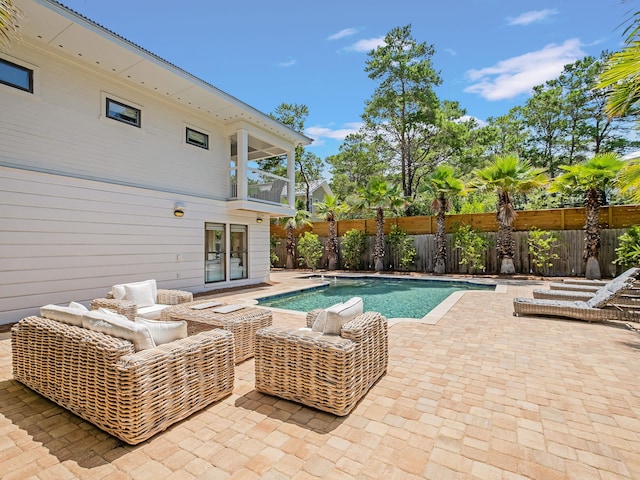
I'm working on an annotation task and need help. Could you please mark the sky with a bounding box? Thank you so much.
[58,0,633,161]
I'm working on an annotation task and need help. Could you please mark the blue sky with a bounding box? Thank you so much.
[60,0,631,160]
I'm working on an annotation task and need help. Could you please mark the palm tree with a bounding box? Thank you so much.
[314,194,347,270]
[278,210,311,269]
[472,155,548,275]
[421,165,465,274]
[549,153,624,279]
[0,0,21,50]
[351,179,405,272]
[598,10,640,119]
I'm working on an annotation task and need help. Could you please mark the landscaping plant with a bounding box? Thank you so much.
[527,227,560,275]
[453,224,488,273]
[297,232,323,270]
[614,225,640,267]
[341,228,367,270]
[386,225,417,271]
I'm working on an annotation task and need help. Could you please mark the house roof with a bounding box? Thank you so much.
[281,179,333,197]
[16,0,312,150]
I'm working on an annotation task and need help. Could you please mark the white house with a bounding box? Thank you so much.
[282,179,334,217]
[0,0,312,324]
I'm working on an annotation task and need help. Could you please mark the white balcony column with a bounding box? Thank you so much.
[287,148,296,208]
[237,129,249,200]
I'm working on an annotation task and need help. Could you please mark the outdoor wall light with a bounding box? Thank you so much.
[256,216,264,224]
[174,202,185,217]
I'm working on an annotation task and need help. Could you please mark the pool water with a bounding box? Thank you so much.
[258,277,494,319]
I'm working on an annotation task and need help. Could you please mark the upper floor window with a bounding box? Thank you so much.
[186,127,209,149]
[0,58,33,93]
[106,97,141,127]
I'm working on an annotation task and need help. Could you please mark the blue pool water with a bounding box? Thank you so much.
[258,277,494,319]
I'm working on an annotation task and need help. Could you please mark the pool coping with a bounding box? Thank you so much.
[244,273,505,326]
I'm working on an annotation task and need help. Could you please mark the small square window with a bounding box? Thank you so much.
[186,127,209,149]
[106,98,141,127]
[0,58,33,93]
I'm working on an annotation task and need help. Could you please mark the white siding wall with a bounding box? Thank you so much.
[0,167,271,324]
[0,42,273,325]
[0,42,229,199]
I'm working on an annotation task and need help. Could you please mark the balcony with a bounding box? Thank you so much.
[228,166,294,216]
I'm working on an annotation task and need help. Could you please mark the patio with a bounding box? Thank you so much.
[1,272,639,479]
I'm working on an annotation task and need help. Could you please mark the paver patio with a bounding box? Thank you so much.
[0,272,638,479]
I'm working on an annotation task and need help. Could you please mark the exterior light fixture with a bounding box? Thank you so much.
[256,216,263,224]
[174,202,185,217]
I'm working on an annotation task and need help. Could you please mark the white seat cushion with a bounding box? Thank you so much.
[40,302,89,327]
[135,317,187,345]
[136,304,169,320]
[323,297,364,335]
[83,310,155,351]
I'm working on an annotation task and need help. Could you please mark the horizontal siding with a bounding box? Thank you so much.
[0,43,229,199]
[0,167,270,324]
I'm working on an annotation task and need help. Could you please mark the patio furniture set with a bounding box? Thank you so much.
[513,267,640,322]
[11,279,388,444]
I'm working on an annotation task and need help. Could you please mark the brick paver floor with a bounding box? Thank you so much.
[1,272,639,479]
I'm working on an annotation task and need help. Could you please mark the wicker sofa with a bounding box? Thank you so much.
[12,315,235,445]
[90,279,193,321]
[254,304,388,416]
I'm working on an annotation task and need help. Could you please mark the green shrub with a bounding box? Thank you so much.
[341,229,367,270]
[527,227,560,275]
[270,236,280,267]
[614,225,640,267]
[297,232,323,270]
[386,225,417,271]
[453,224,488,273]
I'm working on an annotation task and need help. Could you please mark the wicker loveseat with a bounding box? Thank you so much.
[12,315,235,445]
[91,279,193,321]
[254,302,388,416]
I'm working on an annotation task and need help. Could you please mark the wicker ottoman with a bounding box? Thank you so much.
[161,300,273,363]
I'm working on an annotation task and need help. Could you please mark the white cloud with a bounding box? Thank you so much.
[328,28,359,41]
[306,122,363,144]
[344,37,385,53]
[507,9,558,26]
[277,59,297,68]
[443,48,457,56]
[464,39,585,100]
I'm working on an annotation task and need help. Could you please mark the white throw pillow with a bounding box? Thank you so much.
[40,304,86,327]
[323,297,364,335]
[68,301,89,311]
[124,282,156,307]
[135,317,187,345]
[83,310,156,351]
[112,279,158,301]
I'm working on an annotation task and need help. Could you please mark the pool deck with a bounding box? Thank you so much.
[1,270,640,479]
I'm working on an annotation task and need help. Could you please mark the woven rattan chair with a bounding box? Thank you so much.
[513,277,640,323]
[254,310,388,416]
[12,316,235,445]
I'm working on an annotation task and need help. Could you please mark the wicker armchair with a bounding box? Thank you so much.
[254,310,388,416]
[12,316,235,445]
[91,279,193,320]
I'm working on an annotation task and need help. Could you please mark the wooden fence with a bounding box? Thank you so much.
[270,205,640,276]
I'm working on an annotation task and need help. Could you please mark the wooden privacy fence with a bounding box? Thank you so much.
[270,205,640,276]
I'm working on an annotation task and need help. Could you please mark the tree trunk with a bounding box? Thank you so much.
[496,194,516,275]
[374,207,385,271]
[583,188,601,279]
[434,197,447,274]
[326,215,338,270]
[286,226,295,269]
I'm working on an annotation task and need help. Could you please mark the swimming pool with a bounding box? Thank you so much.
[257,276,495,319]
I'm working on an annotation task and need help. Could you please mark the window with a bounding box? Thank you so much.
[230,225,248,280]
[0,58,33,93]
[106,97,141,127]
[186,127,209,149]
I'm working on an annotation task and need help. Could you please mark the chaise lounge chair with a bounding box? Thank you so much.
[547,267,640,292]
[513,277,640,323]
[533,267,640,302]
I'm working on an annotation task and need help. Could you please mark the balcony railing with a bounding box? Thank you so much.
[229,167,289,205]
